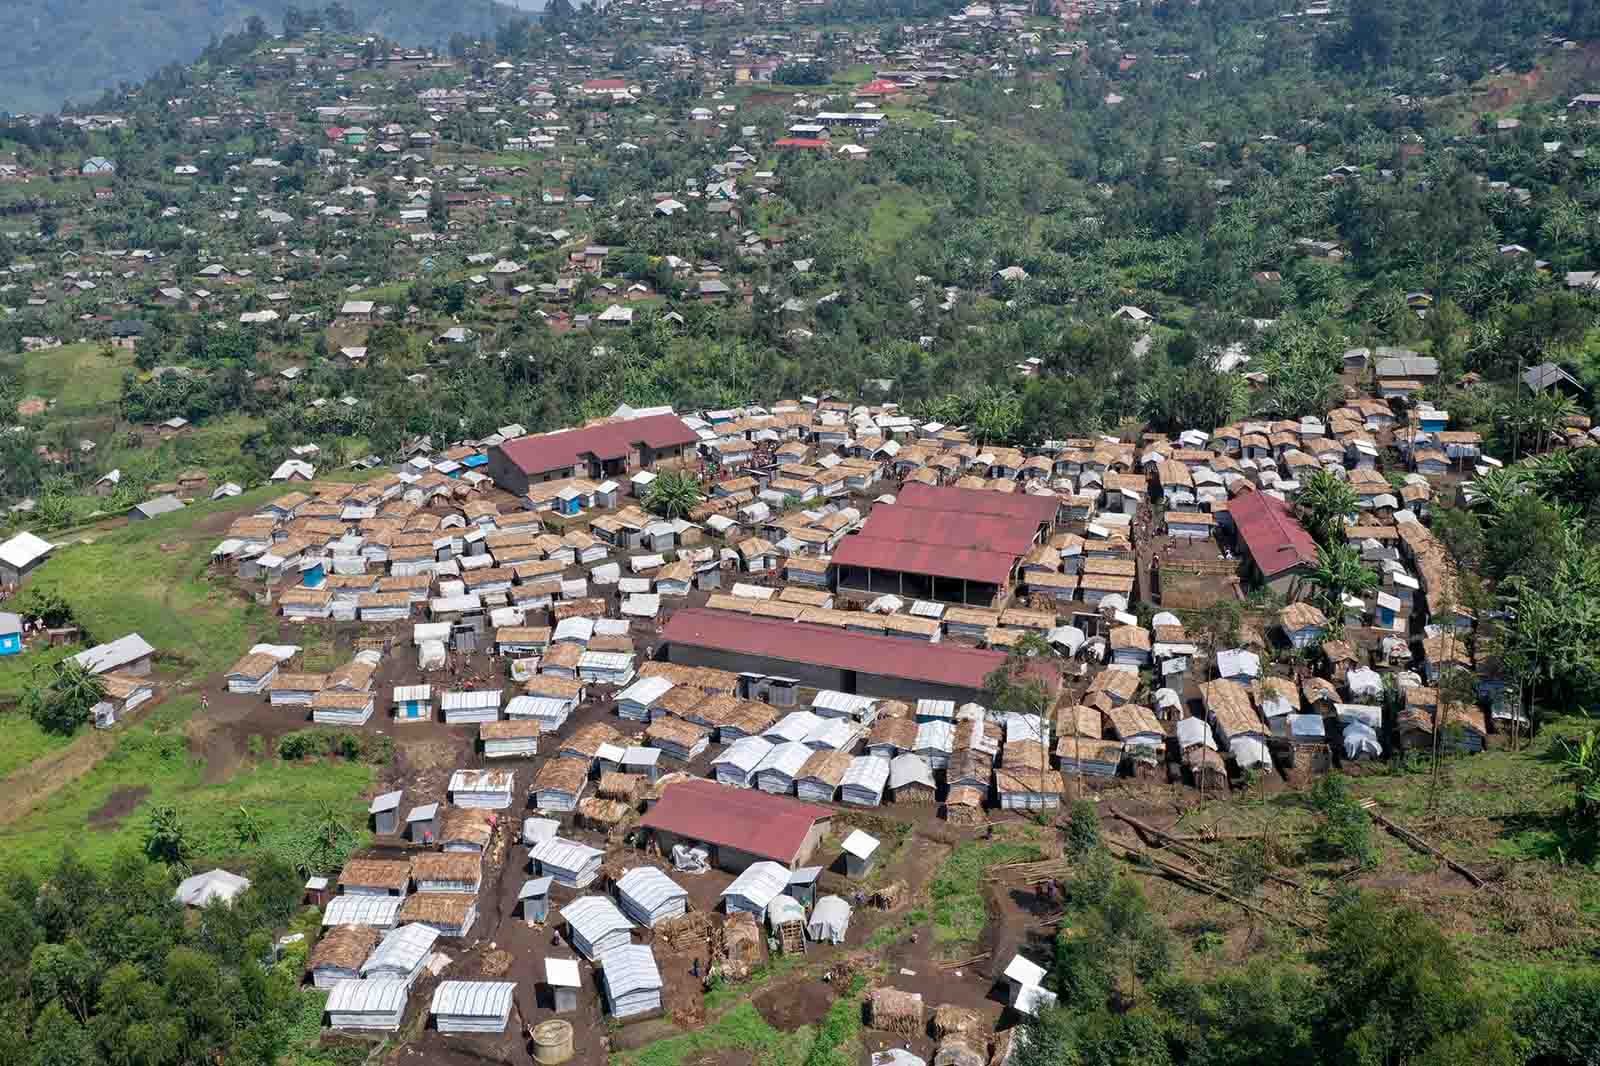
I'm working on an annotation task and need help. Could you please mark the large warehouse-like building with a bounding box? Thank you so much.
[486,414,699,495]
[638,778,832,871]
[662,607,1006,702]
[831,484,1057,605]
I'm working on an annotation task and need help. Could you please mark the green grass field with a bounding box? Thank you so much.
[0,693,374,872]
[3,341,135,415]
[865,186,935,251]
[0,484,381,872]
[617,1002,810,1066]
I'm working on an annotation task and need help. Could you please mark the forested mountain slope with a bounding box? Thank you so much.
[0,0,522,113]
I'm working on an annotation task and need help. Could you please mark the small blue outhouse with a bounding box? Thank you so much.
[0,612,22,656]
[394,684,432,722]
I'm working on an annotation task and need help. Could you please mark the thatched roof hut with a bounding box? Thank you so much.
[934,1040,985,1066]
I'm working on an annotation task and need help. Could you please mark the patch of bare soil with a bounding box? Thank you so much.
[89,784,150,827]
[753,981,835,1032]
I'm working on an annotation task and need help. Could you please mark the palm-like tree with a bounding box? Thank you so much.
[1461,466,1527,516]
[1295,469,1359,546]
[1301,544,1380,618]
[143,805,191,868]
[232,805,263,847]
[643,469,704,519]
[1531,391,1579,454]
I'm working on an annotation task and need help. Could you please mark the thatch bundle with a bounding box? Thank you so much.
[597,772,644,804]
[717,912,765,966]
[869,987,925,1036]
[942,786,987,826]
[934,1040,985,1066]
[931,1005,984,1042]
[576,796,636,832]
[876,700,912,720]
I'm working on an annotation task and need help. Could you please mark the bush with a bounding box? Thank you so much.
[277,728,393,765]
[1064,800,1101,858]
[1307,773,1377,867]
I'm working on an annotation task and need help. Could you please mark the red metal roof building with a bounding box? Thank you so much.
[484,414,699,494]
[662,607,1007,702]
[831,484,1057,605]
[774,137,831,150]
[639,778,833,870]
[1228,491,1319,594]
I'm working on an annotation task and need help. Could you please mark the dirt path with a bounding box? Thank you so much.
[0,727,118,826]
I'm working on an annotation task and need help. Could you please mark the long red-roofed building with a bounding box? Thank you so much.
[662,607,1006,702]
[1228,490,1319,595]
[831,484,1057,605]
[638,778,833,871]
[485,413,698,494]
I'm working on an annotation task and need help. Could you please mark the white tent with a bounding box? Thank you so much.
[174,869,251,907]
[806,895,852,944]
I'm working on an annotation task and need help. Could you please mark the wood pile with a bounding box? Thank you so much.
[655,912,712,953]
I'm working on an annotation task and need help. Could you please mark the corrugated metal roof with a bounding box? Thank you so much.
[323,895,403,927]
[393,685,432,702]
[721,861,790,909]
[812,690,875,716]
[889,753,935,789]
[714,736,774,773]
[663,609,1005,691]
[560,895,632,941]
[756,741,812,778]
[369,790,403,813]
[327,978,408,1013]
[530,837,603,872]
[361,923,439,975]
[546,957,582,987]
[638,779,832,865]
[842,830,879,859]
[842,755,890,791]
[616,867,688,912]
[431,980,516,1018]
[598,943,662,996]
[442,689,502,710]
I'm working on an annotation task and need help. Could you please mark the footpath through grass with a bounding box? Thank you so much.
[0,694,374,871]
[0,485,378,872]
[931,835,1046,943]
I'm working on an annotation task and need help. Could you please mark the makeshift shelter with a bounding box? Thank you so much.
[398,891,479,937]
[532,758,590,812]
[721,861,790,921]
[174,868,251,907]
[443,689,503,724]
[431,981,516,1034]
[561,895,633,960]
[308,925,380,989]
[448,768,516,809]
[360,923,439,986]
[411,852,482,894]
[615,867,689,928]
[840,755,890,807]
[531,838,604,889]
[599,943,663,1019]
[325,979,407,1031]
[889,753,936,803]
[806,894,852,944]
[322,895,401,929]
